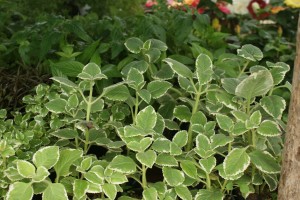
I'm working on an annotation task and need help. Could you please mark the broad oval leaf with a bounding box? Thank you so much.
[172,130,188,148]
[102,84,130,101]
[257,120,281,137]
[124,37,143,54]
[42,183,68,200]
[73,180,89,200]
[163,58,194,79]
[174,105,191,122]
[237,44,263,61]
[102,183,117,200]
[180,160,198,179]
[136,106,157,130]
[32,166,50,182]
[7,182,33,200]
[235,70,273,100]
[196,53,213,85]
[260,95,286,119]
[199,157,216,174]
[224,148,250,177]
[17,160,35,178]
[249,150,281,174]
[33,146,59,169]
[195,189,224,200]
[175,186,192,200]
[45,98,67,114]
[108,155,136,174]
[216,114,234,132]
[147,80,172,99]
[145,48,161,63]
[51,76,77,88]
[54,149,83,177]
[50,129,78,139]
[146,39,168,51]
[162,167,185,187]
[127,68,144,90]
[156,153,178,167]
[136,150,157,168]
[143,187,158,200]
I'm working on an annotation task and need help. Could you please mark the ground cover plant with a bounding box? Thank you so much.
[0,37,290,199]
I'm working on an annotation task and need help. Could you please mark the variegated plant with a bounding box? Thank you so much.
[1,38,290,200]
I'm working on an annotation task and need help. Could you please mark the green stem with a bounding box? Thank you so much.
[221,179,228,193]
[186,85,202,151]
[84,81,94,154]
[252,130,256,148]
[238,60,250,77]
[142,164,147,189]
[134,91,139,124]
[206,173,211,190]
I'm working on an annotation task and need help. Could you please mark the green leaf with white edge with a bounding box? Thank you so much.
[211,134,234,149]
[136,106,157,130]
[45,98,67,114]
[216,92,237,110]
[199,157,216,174]
[170,142,182,156]
[152,138,171,153]
[73,180,89,200]
[86,182,101,193]
[231,110,248,122]
[147,80,172,99]
[260,95,286,119]
[143,187,158,200]
[216,114,234,132]
[32,166,50,182]
[268,61,290,85]
[180,160,198,179]
[108,155,136,174]
[80,157,93,171]
[84,171,104,185]
[145,48,161,63]
[153,63,175,80]
[124,126,146,137]
[191,111,207,126]
[262,173,278,191]
[17,160,35,178]
[249,150,281,174]
[138,89,151,104]
[172,130,188,148]
[102,84,130,101]
[163,58,194,79]
[196,134,211,151]
[218,164,244,180]
[257,120,281,137]
[67,94,79,108]
[173,105,191,122]
[6,182,33,200]
[196,53,213,85]
[124,37,143,54]
[178,76,196,93]
[33,146,59,169]
[106,171,128,184]
[175,186,192,200]
[245,110,261,129]
[224,148,250,177]
[51,76,78,88]
[127,137,153,152]
[146,39,168,51]
[156,153,178,167]
[195,189,224,200]
[90,98,104,113]
[127,68,144,90]
[50,128,78,139]
[162,167,185,187]
[221,78,241,95]
[43,183,68,200]
[235,70,273,100]
[232,122,248,136]
[81,63,101,76]
[153,113,165,134]
[103,183,117,200]
[0,108,7,118]
[237,44,263,61]
[54,149,83,177]
[136,150,157,168]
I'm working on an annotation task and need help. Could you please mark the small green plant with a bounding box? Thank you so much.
[0,38,290,199]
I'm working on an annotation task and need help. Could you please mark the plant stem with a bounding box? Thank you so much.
[238,60,250,77]
[221,179,228,193]
[134,90,139,124]
[186,85,202,151]
[84,81,94,154]
[206,173,211,190]
[142,164,147,189]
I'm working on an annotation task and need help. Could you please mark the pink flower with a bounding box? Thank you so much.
[216,1,231,14]
[145,0,157,8]
[197,7,205,14]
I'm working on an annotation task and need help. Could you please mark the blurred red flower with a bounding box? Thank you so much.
[247,0,270,19]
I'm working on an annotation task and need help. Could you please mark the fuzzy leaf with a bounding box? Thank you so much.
[257,120,281,137]
[260,95,286,119]
[224,148,250,177]
[108,155,136,174]
[17,160,35,178]
[32,166,50,182]
[45,98,67,114]
[146,39,168,51]
[136,106,157,130]
[102,84,130,101]
[138,89,151,104]
[237,44,263,61]
[152,138,171,153]
[156,153,178,167]
[216,114,234,132]
[174,105,191,122]
[196,54,213,85]
[199,157,216,174]
[195,189,224,200]
[180,160,198,179]
[136,150,157,168]
[124,37,143,54]
[145,48,161,63]
[43,183,68,200]
[73,180,89,200]
[50,129,78,139]
[143,187,158,200]
[54,149,83,177]
[163,58,194,79]
[175,186,192,200]
[172,130,188,148]
[235,70,273,100]
[231,110,248,122]
[33,146,59,169]
[127,68,144,90]
[103,184,117,200]
[246,111,261,129]
[162,167,185,187]
[147,80,172,99]
[211,134,233,149]
[7,182,33,200]
[249,150,281,174]
[268,62,290,85]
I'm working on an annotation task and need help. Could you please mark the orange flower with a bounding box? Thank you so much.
[270,6,286,14]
